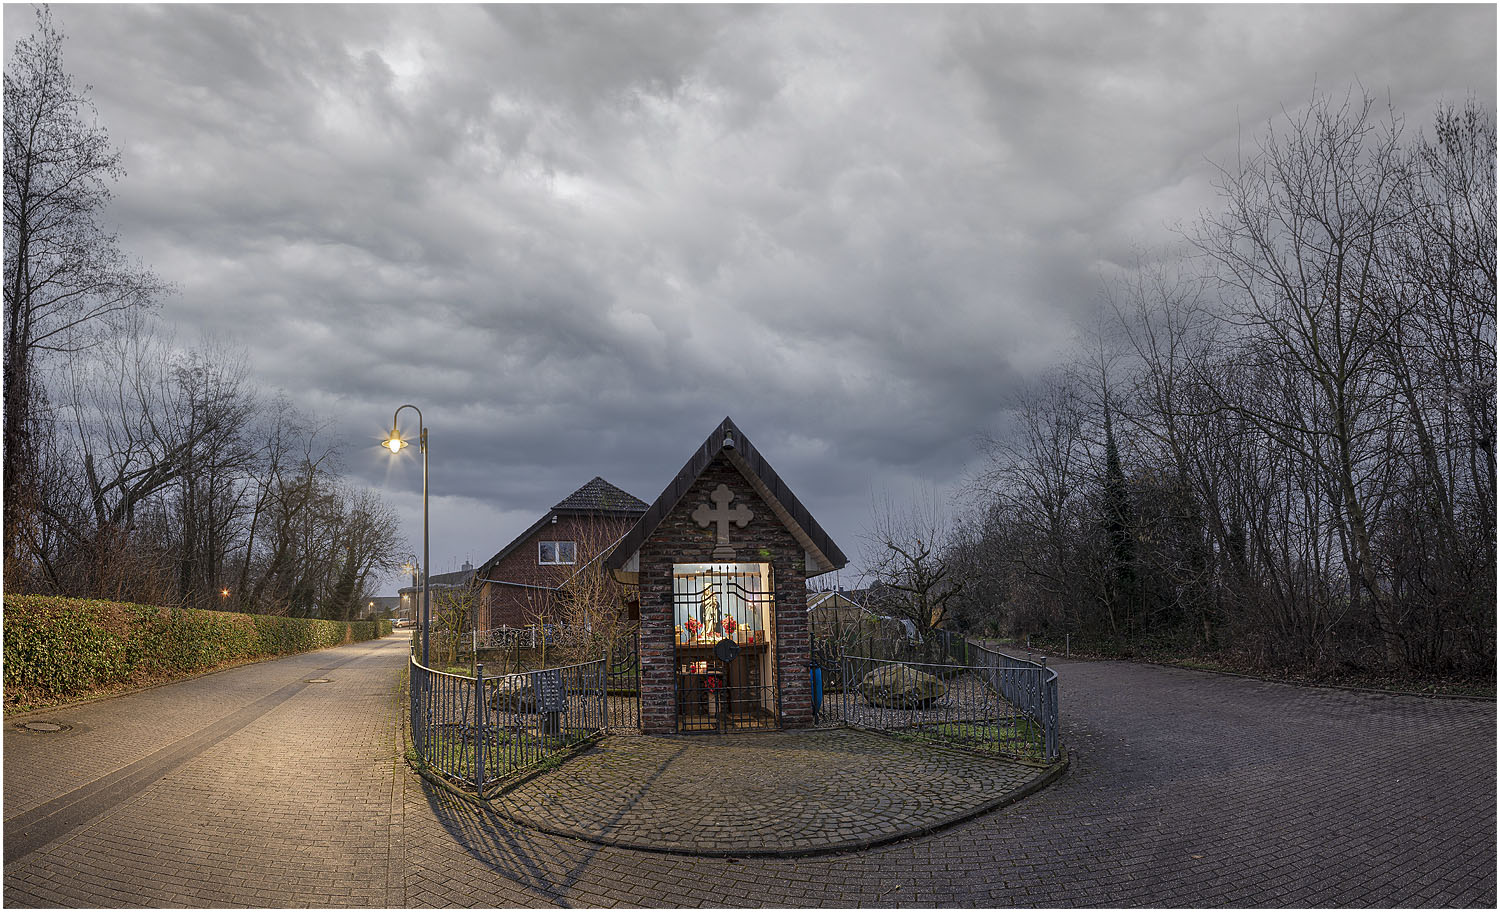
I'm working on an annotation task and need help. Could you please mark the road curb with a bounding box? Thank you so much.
[1130,658,1498,703]
[983,642,1495,703]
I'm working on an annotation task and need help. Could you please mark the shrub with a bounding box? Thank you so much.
[3,595,390,710]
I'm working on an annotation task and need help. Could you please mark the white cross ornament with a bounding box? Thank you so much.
[692,484,753,560]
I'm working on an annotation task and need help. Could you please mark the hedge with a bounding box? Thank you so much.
[3,595,394,711]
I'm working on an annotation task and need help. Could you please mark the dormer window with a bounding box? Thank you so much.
[539,540,576,565]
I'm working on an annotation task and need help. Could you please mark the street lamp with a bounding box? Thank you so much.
[384,405,430,667]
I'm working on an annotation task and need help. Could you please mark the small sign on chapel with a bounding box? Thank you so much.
[606,417,848,736]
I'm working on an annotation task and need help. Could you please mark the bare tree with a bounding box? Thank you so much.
[322,487,401,621]
[4,6,166,584]
[552,518,637,664]
[961,90,1494,678]
[432,583,477,669]
[1194,90,1411,665]
[861,489,966,635]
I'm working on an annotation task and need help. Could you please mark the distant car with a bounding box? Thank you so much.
[393,618,415,629]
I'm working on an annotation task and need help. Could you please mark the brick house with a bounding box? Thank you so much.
[473,477,648,630]
[605,417,847,735]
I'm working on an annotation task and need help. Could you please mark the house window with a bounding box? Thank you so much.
[539,540,576,565]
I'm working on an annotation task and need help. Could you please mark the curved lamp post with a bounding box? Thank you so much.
[383,405,429,667]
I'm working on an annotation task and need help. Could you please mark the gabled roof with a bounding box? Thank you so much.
[476,476,647,580]
[553,476,649,513]
[604,416,848,576]
[808,590,864,611]
[398,566,474,592]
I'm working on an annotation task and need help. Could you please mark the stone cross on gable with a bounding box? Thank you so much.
[692,483,753,560]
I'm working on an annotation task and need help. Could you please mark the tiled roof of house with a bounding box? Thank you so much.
[475,477,646,580]
[552,476,649,514]
[426,567,475,587]
[399,566,474,592]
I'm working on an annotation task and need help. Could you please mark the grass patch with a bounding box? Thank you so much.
[419,722,595,786]
[893,716,1049,762]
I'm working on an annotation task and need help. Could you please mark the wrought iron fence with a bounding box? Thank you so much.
[968,643,1060,760]
[817,625,977,669]
[428,624,586,656]
[409,656,609,796]
[606,633,640,730]
[472,624,583,650]
[819,645,1060,762]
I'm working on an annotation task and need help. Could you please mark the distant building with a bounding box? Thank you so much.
[364,596,402,620]
[397,562,477,623]
[806,589,876,639]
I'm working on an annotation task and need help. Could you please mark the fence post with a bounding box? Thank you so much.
[1038,656,1052,761]
[599,659,607,731]
[475,663,485,793]
[409,659,419,759]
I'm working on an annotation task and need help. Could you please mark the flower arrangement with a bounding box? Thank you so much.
[704,673,723,717]
[684,617,702,641]
[723,616,738,638]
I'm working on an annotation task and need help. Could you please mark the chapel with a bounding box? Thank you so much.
[606,416,848,734]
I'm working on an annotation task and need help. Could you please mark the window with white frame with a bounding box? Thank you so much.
[539,540,577,565]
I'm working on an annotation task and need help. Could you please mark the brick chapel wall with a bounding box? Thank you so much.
[637,454,811,735]
[482,514,636,628]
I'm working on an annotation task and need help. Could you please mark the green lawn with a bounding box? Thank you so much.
[896,716,1048,761]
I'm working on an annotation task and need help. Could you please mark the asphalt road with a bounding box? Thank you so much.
[4,634,1494,907]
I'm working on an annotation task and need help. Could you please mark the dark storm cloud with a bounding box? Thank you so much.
[7,4,1493,583]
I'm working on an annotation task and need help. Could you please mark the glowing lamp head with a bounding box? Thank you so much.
[220,588,230,598]
[384,429,406,453]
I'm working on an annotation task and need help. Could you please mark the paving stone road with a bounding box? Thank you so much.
[4,635,1495,907]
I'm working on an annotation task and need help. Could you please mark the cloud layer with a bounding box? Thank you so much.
[7,4,1493,586]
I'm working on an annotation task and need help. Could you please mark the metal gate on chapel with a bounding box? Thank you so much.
[673,563,779,732]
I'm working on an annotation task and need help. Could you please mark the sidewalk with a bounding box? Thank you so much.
[4,635,410,907]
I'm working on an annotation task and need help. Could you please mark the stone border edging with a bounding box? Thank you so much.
[1131,658,1498,703]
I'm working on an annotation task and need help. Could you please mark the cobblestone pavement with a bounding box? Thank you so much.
[5,639,1496,907]
[406,659,1497,907]
[489,729,1045,855]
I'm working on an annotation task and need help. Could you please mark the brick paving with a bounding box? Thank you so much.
[489,729,1045,855]
[4,637,1496,907]
[4,636,408,907]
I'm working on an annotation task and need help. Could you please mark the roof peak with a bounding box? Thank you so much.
[552,476,648,513]
[604,416,847,575]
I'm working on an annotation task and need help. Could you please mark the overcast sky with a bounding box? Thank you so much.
[6,3,1494,592]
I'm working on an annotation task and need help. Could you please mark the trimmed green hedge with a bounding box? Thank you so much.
[3,595,394,710]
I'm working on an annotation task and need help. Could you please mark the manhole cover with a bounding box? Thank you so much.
[21,721,68,733]
[305,678,331,684]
